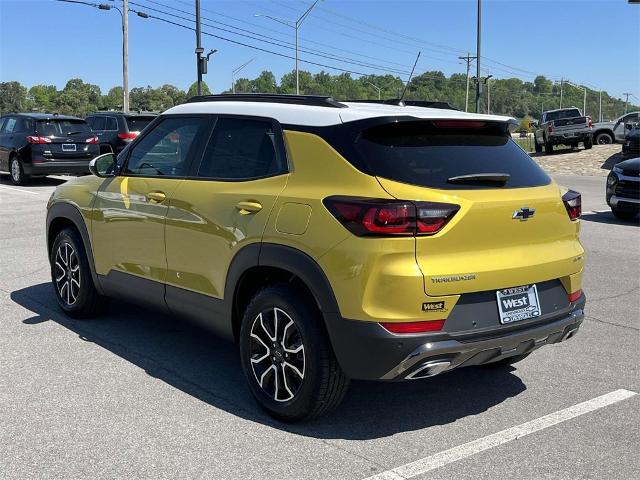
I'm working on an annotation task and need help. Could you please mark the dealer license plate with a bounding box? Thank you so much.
[496,284,541,324]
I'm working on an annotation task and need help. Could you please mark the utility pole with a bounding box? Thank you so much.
[475,0,482,113]
[366,81,382,100]
[623,93,632,113]
[458,52,476,112]
[564,80,587,114]
[195,0,203,95]
[599,90,602,122]
[483,75,493,114]
[559,78,564,108]
[122,0,129,112]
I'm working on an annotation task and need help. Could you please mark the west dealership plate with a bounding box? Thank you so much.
[496,284,541,324]
[62,143,76,152]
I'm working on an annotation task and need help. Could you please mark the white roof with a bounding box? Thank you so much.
[164,100,515,127]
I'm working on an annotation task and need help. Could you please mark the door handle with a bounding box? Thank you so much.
[147,191,166,203]
[236,201,262,215]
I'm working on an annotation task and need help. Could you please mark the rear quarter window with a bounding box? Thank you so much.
[125,116,154,133]
[350,121,551,190]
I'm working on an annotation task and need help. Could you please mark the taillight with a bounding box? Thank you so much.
[26,136,52,144]
[323,197,459,237]
[86,136,99,144]
[568,290,582,303]
[117,132,138,140]
[562,190,581,220]
[547,124,553,134]
[380,319,446,334]
[587,117,593,129]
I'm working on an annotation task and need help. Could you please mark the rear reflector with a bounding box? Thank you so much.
[380,319,446,334]
[568,290,582,303]
[324,196,459,237]
[562,190,581,220]
[117,132,138,140]
[26,136,52,144]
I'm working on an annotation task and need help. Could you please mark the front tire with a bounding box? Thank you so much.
[51,227,107,318]
[10,156,29,185]
[595,132,613,145]
[239,284,349,421]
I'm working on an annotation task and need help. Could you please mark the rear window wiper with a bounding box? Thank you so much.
[64,131,83,135]
[447,173,510,184]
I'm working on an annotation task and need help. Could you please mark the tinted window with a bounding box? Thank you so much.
[351,121,550,190]
[125,116,154,133]
[14,117,33,133]
[545,109,581,122]
[124,117,207,177]
[3,117,17,133]
[106,116,118,130]
[88,116,106,130]
[198,117,284,180]
[36,119,91,136]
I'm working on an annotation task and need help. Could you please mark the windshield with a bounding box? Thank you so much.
[125,116,155,132]
[352,121,551,190]
[545,109,581,122]
[36,119,91,136]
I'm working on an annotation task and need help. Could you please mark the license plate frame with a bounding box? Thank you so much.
[62,143,77,152]
[496,284,541,324]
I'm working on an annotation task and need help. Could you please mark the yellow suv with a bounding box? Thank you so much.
[46,94,585,421]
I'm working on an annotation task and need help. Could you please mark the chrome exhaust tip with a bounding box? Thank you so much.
[405,360,451,380]
[562,328,579,341]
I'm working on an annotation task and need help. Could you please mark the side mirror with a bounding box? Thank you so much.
[89,153,117,178]
[625,123,633,130]
[530,121,538,128]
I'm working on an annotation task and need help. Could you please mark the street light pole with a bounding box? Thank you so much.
[123,0,129,112]
[195,0,203,96]
[366,81,382,100]
[231,58,256,94]
[255,0,322,95]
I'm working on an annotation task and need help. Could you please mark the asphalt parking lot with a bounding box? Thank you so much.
[1,174,638,480]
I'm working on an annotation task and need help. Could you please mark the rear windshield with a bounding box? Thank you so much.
[125,116,154,132]
[352,121,550,190]
[545,109,581,121]
[36,119,91,136]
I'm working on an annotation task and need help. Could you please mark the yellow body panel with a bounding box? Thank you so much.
[164,175,288,297]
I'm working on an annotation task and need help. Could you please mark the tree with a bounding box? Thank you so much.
[533,75,553,94]
[0,81,28,114]
[187,81,211,98]
[27,85,58,112]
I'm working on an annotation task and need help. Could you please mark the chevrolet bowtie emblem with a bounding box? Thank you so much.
[512,207,536,221]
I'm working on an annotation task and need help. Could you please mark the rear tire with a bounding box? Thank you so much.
[239,283,349,421]
[584,137,593,150]
[10,156,29,186]
[611,208,638,220]
[50,227,107,318]
[534,138,542,153]
[544,140,554,155]
[595,132,613,145]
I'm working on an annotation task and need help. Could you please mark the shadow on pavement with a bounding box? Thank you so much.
[11,282,527,440]
[581,210,639,226]
[0,175,69,188]
[600,152,627,171]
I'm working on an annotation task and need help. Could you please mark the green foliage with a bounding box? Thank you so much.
[187,81,211,98]
[0,73,637,120]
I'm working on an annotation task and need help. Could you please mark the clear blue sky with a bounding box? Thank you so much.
[1,0,638,101]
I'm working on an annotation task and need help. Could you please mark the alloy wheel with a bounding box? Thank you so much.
[54,242,81,306]
[11,159,20,183]
[249,307,306,402]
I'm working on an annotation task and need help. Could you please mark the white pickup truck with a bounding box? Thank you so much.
[532,107,593,154]
[592,111,640,145]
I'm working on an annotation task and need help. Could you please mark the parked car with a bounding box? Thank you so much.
[606,157,639,220]
[85,111,156,155]
[0,113,99,185]
[622,122,640,157]
[532,107,593,154]
[46,94,586,421]
[592,111,640,145]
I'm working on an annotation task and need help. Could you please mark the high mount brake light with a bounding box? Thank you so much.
[562,190,581,220]
[380,319,446,334]
[432,120,487,129]
[324,197,459,237]
[26,136,52,144]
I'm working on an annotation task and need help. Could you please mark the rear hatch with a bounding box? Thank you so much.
[35,119,97,160]
[124,115,155,135]
[352,119,583,296]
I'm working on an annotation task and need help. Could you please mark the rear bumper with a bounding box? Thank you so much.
[24,160,92,175]
[325,294,586,381]
[548,132,592,144]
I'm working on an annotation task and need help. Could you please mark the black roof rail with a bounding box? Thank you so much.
[346,99,458,110]
[185,93,347,108]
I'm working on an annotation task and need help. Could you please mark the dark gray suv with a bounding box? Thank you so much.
[85,112,156,155]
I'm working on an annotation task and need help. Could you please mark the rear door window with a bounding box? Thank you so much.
[197,117,285,180]
[352,121,550,190]
[106,116,118,130]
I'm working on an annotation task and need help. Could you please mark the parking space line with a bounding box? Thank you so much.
[363,389,637,480]
[0,184,40,195]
